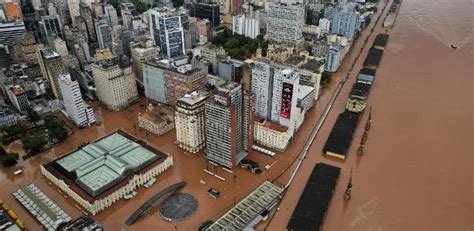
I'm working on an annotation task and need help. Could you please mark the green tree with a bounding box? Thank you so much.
[0,146,7,156]
[1,153,19,166]
[46,121,68,142]
[172,0,184,8]
[26,107,40,126]
[21,135,46,155]
[321,72,333,87]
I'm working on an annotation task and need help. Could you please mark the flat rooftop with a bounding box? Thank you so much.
[364,48,384,68]
[373,34,389,48]
[44,131,166,201]
[255,117,289,132]
[287,163,341,231]
[322,111,360,157]
[206,181,283,230]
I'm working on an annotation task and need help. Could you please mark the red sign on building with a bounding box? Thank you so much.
[280,83,293,119]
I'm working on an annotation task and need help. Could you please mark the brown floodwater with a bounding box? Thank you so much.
[264,0,474,230]
[1,0,472,230]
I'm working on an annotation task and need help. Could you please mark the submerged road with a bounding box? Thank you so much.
[263,0,392,229]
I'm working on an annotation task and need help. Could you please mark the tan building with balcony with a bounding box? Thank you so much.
[253,117,290,152]
[138,103,175,136]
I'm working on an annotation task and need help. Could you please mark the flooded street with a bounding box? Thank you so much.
[265,0,474,230]
[1,0,472,230]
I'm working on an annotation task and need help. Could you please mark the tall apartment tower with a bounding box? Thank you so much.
[149,7,186,58]
[37,48,66,99]
[205,82,254,169]
[266,3,304,49]
[79,2,97,44]
[188,2,220,28]
[232,15,260,39]
[270,68,300,136]
[331,7,359,38]
[0,21,27,46]
[68,0,80,25]
[40,15,63,40]
[91,57,138,111]
[175,92,209,154]
[104,4,119,26]
[58,74,96,127]
[251,59,275,119]
[251,60,300,137]
[95,16,112,50]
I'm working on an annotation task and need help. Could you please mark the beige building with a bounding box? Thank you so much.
[253,117,290,152]
[175,91,209,154]
[130,39,159,82]
[138,104,175,136]
[266,44,294,63]
[41,131,173,215]
[12,33,37,64]
[37,47,66,99]
[91,57,138,111]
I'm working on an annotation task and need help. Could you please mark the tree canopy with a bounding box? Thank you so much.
[212,29,268,60]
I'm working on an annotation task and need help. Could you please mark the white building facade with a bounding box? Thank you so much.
[265,3,305,49]
[232,15,260,39]
[59,74,96,127]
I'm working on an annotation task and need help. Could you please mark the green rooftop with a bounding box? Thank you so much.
[54,132,160,197]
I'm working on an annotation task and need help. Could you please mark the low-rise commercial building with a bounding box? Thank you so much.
[254,117,290,152]
[138,104,175,136]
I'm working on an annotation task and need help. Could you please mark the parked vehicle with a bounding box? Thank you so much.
[208,188,220,199]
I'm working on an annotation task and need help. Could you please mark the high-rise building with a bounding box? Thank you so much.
[91,57,138,111]
[270,69,300,129]
[53,0,70,24]
[104,4,119,26]
[319,18,331,35]
[79,3,97,44]
[218,58,244,83]
[205,82,254,169]
[250,60,301,137]
[232,15,260,39]
[149,7,186,58]
[231,0,242,15]
[266,3,304,49]
[130,39,160,82]
[40,15,63,40]
[331,7,359,38]
[175,91,209,154]
[68,0,80,25]
[251,59,275,120]
[58,74,96,127]
[12,33,37,64]
[143,58,206,105]
[0,21,26,46]
[37,48,66,99]
[95,16,112,50]
[325,44,345,72]
[6,86,30,113]
[188,2,220,28]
